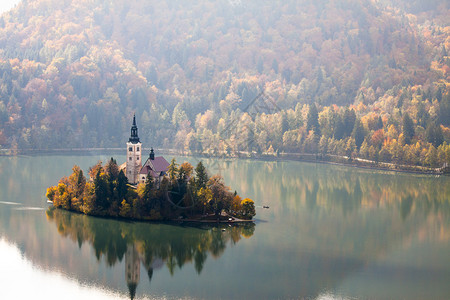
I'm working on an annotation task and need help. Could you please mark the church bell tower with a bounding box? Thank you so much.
[126,114,142,184]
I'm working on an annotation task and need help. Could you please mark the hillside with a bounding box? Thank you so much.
[0,0,449,167]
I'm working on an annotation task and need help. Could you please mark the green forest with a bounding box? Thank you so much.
[0,0,449,168]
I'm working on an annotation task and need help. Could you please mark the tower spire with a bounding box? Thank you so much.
[150,148,154,160]
[129,113,140,143]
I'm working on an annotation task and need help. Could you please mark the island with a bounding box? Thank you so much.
[46,116,255,222]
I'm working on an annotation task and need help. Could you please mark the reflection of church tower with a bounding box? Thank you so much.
[125,243,140,300]
[126,114,142,184]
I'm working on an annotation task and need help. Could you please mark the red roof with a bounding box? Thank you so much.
[139,156,169,176]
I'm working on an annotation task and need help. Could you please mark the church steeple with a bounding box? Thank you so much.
[129,114,140,143]
[149,148,155,160]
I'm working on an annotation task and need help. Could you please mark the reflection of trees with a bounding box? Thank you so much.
[46,207,254,299]
[209,157,450,218]
[209,158,450,263]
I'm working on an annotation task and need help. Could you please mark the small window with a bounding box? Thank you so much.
[137,156,139,160]
[129,147,132,152]
[142,176,145,179]
[129,157,132,160]
[137,147,140,151]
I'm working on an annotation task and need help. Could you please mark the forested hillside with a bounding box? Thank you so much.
[0,0,449,167]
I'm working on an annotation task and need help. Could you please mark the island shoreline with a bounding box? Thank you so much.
[46,206,254,226]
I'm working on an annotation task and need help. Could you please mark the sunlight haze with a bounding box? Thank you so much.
[0,0,20,15]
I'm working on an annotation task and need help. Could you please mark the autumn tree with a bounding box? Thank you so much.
[240,198,256,220]
[167,158,179,182]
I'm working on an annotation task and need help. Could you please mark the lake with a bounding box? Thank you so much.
[0,154,449,299]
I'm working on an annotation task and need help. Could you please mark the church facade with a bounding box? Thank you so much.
[123,115,169,185]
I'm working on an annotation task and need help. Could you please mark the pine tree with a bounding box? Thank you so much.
[376,116,384,130]
[402,113,415,144]
[117,170,128,200]
[306,104,320,135]
[343,108,356,137]
[195,161,208,190]
[142,174,155,212]
[94,169,108,210]
[426,122,444,147]
[352,119,365,149]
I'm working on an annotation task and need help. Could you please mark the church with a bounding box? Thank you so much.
[121,114,169,186]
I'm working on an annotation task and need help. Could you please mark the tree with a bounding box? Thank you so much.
[345,137,356,158]
[167,158,179,182]
[342,108,356,137]
[94,169,109,210]
[178,162,194,182]
[119,200,132,218]
[359,140,369,158]
[376,116,384,130]
[402,113,415,144]
[105,157,119,181]
[306,104,320,135]
[425,122,444,147]
[207,175,232,216]
[240,198,256,220]
[319,135,328,155]
[117,170,128,200]
[141,173,157,213]
[424,144,438,167]
[142,173,154,200]
[195,161,208,190]
[352,119,365,149]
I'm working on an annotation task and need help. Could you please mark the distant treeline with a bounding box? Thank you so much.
[0,0,449,168]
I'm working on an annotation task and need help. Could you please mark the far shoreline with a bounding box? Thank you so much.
[2,147,449,176]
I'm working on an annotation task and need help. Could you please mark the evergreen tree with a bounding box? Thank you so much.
[280,112,289,135]
[117,170,128,200]
[426,122,444,147]
[402,113,415,144]
[75,168,86,198]
[352,119,365,149]
[306,104,320,135]
[195,161,208,190]
[106,157,119,181]
[94,169,109,210]
[142,173,157,212]
[439,93,450,126]
[343,108,356,137]
[376,116,384,130]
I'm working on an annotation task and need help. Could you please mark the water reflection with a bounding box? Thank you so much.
[1,155,449,299]
[207,158,450,218]
[45,207,254,299]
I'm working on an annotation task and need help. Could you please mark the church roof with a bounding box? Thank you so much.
[140,156,169,175]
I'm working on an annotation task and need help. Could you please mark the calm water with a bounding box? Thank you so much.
[0,154,449,299]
